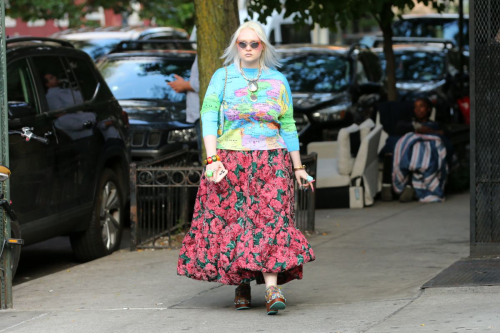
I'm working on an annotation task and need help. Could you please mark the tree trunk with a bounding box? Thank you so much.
[194,0,239,160]
[379,3,397,101]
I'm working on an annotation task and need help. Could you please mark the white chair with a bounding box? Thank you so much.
[307,120,382,209]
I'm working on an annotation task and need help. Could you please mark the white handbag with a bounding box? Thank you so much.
[349,176,364,209]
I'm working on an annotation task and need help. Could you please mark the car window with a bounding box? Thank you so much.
[7,59,39,115]
[99,58,192,101]
[70,39,123,60]
[393,18,469,48]
[279,53,350,92]
[66,57,99,101]
[378,51,446,81]
[31,56,84,111]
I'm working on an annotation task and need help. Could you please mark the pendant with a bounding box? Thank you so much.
[248,81,258,92]
[250,93,258,102]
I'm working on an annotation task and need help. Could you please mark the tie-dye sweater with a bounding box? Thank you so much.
[200,64,299,152]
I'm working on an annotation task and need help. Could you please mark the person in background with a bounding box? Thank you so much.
[382,97,453,202]
[167,56,202,152]
[43,72,83,110]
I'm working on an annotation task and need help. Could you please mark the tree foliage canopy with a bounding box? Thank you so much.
[6,0,194,31]
[248,0,447,30]
[248,0,450,101]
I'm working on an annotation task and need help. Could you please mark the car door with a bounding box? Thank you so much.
[30,55,96,222]
[7,58,59,244]
[63,55,102,207]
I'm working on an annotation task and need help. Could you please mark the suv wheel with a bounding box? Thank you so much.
[71,169,123,261]
[10,220,21,278]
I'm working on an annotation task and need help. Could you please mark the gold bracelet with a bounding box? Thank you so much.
[293,165,306,171]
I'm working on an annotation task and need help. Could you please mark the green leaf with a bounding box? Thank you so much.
[227,240,236,250]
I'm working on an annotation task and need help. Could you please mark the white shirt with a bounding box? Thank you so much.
[186,56,200,123]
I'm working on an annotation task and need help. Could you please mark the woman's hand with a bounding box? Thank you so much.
[205,161,225,182]
[294,169,314,191]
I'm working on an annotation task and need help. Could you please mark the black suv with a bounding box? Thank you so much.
[6,38,130,273]
[96,41,197,161]
[277,44,386,150]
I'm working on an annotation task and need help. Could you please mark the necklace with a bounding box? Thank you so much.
[239,62,262,102]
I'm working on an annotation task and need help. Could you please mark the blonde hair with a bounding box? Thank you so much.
[221,21,280,71]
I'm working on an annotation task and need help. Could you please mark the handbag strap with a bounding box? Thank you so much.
[217,66,228,137]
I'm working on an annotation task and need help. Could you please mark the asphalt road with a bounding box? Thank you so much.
[13,227,131,286]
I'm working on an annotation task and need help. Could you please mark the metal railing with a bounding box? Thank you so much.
[130,149,317,250]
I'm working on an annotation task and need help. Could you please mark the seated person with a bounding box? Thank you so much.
[43,72,83,111]
[382,98,453,202]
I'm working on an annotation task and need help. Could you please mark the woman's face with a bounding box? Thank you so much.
[414,99,431,121]
[236,28,264,67]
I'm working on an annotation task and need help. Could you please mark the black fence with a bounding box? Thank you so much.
[130,149,317,250]
[470,0,500,256]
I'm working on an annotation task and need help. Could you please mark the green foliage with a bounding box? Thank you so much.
[247,0,448,30]
[6,0,194,31]
[140,0,194,32]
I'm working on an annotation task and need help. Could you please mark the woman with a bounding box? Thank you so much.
[381,97,453,202]
[177,21,315,315]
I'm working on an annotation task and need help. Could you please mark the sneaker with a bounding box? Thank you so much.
[265,285,286,315]
[234,283,251,310]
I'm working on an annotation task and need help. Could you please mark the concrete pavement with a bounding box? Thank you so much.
[1,192,490,333]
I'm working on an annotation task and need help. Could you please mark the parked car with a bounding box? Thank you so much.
[360,13,469,51]
[51,26,190,60]
[277,44,386,151]
[96,41,197,161]
[392,14,469,50]
[5,37,130,275]
[373,42,469,124]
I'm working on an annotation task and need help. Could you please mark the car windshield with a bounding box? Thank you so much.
[393,18,469,48]
[279,53,350,92]
[98,58,192,102]
[379,51,446,81]
[70,39,123,60]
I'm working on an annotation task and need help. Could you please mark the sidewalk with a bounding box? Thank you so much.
[2,192,493,333]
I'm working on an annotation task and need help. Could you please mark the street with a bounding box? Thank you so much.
[13,228,131,286]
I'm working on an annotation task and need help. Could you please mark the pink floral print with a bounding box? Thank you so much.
[177,149,315,285]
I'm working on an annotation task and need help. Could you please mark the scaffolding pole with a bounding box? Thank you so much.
[0,0,12,309]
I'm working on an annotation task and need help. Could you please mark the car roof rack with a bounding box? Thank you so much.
[372,37,456,48]
[110,39,196,53]
[6,37,74,48]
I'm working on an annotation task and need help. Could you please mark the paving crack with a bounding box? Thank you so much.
[168,284,224,309]
[360,288,426,333]
[0,312,50,332]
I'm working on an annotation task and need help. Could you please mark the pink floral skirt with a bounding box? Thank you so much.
[177,149,315,285]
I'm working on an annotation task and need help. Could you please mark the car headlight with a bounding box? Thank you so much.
[311,103,351,122]
[167,128,197,144]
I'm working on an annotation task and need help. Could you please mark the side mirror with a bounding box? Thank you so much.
[8,101,34,119]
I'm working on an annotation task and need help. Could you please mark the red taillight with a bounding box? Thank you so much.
[121,111,129,129]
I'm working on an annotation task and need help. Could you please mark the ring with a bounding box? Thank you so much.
[307,175,314,182]
[206,170,213,178]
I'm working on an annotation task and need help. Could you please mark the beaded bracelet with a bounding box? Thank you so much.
[204,154,221,165]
